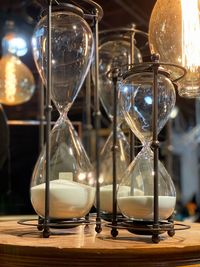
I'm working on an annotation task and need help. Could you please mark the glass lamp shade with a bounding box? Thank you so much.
[119,72,176,144]
[0,54,35,105]
[149,0,200,98]
[32,10,94,113]
[98,39,142,121]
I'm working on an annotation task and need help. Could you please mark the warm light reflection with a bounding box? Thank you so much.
[119,140,126,162]
[181,0,200,72]
[5,59,17,103]
[170,106,179,119]
[99,175,104,184]
[78,172,86,181]
[0,54,35,105]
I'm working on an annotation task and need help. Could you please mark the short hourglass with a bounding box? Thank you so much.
[31,6,95,220]
[97,33,142,216]
[118,66,176,222]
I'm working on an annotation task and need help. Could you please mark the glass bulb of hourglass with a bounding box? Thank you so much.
[0,54,35,105]
[99,39,142,121]
[118,71,176,221]
[32,10,94,113]
[118,146,176,220]
[31,118,95,219]
[31,9,95,219]
[119,72,176,145]
[99,128,130,215]
[96,39,141,215]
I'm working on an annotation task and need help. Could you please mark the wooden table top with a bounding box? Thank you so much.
[0,218,200,267]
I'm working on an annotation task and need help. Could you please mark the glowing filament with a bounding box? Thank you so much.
[181,0,200,72]
[5,60,17,103]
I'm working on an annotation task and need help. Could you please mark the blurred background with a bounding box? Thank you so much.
[0,0,199,222]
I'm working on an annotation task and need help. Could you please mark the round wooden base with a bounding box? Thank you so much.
[0,219,199,266]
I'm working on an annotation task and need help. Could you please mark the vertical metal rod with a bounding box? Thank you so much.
[85,70,92,158]
[38,81,45,231]
[43,0,52,238]
[152,55,160,232]
[129,31,135,162]
[111,70,119,238]
[166,119,173,177]
[85,70,92,222]
[93,10,102,233]
[129,31,135,195]
[39,81,45,152]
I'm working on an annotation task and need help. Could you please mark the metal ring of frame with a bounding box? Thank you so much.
[18,218,96,228]
[40,0,103,21]
[100,27,148,37]
[105,222,190,234]
[41,3,85,17]
[99,27,148,46]
[107,62,187,84]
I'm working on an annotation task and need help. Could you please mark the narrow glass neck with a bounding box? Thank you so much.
[56,103,71,116]
[59,111,68,120]
[142,141,152,147]
[110,119,122,128]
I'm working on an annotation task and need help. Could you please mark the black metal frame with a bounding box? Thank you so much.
[18,0,103,237]
[42,0,52,238]
[107,57,189,243]
[129,30,136,163]
[111,68,120,237]
[93,7,102,234]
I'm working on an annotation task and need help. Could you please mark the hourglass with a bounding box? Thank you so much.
[99,124,130,219]
[29,1,103,234]
[110,59,188,242]
[97,28,144,219]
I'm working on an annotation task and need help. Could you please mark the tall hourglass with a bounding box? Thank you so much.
[31,5,95,221]
[97,32,142,218]
[118,65,177,226]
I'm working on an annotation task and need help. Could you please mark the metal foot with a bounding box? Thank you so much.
[111,228,118,238]
[168,230,175,237]
[37,217,44,231]
[95,224,102,233]
[152,234,160,243]
[42,228,51,238]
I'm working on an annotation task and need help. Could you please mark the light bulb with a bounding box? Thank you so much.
[2,32,28,57]
[149,0,200,98]
[0,54,35,105]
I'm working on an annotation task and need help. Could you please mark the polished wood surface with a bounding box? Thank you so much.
[0,219,200,267]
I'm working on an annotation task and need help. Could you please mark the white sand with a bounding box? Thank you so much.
[118,196,176,220]
[100,185,144,213]
[99,185,129,213]
[31,179,95,219]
